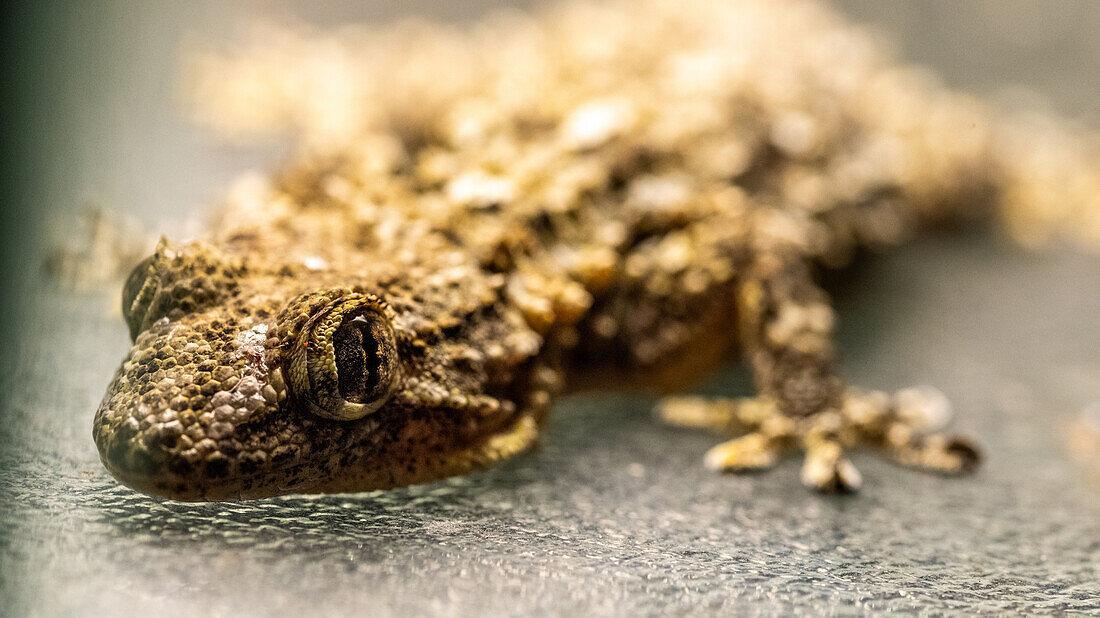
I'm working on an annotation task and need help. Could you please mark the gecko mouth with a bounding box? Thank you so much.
[94,409,341,502]
[94,372,537,501]
[97,411,538,502]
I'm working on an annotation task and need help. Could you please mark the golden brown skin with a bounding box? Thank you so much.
[95,0,1099,500]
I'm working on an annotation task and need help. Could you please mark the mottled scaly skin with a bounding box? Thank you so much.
[95,0,1099,500]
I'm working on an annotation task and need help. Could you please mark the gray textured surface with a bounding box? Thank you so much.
[3,2,1100,616]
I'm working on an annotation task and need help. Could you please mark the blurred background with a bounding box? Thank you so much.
[1,1,1099,615]
[4,1,1100,332]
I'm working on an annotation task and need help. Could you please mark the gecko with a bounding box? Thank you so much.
[93,0,1100,500]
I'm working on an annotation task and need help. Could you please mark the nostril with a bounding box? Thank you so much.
[103,421,135,470]
[95,405,175,482]
[101,417,159,478]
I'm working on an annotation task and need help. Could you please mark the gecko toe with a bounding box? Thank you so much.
[886,433,982,475]
[704,433,785,472]
[801,440,862,493]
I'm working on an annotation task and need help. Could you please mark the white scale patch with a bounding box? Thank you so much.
[235,323,269,379]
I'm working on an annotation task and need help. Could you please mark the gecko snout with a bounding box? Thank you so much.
[93,305,296,500]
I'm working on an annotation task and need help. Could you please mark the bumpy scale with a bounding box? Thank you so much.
[95,0,1100,499]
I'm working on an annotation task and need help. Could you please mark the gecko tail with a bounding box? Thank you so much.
[830,71,1100,259]
[994,112,1100,253]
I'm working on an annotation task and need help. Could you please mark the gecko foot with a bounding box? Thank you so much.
[656,385,980,493]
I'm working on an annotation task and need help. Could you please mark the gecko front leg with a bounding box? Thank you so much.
[658,247,980,493]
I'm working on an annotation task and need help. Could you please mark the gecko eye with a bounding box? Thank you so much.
[290,294,400,420]
[332,312,397,405]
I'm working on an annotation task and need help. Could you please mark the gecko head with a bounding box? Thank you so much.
[95,246,548,501]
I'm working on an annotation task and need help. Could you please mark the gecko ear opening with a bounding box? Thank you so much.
[121,254,157,340]
[121,238,176,341]
[289,294,400,420]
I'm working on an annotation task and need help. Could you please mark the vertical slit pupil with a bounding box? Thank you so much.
[334,314,382,402]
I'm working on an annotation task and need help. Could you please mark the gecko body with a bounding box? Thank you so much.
[94,0,1098,500]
